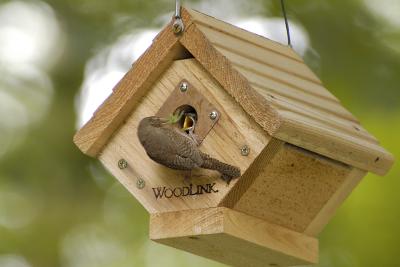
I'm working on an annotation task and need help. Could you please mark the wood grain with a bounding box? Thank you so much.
[196,24,324,87]
[156,79,220,144]
[304,168,366,236]
[253,87,378,143]
[150,207,318,267]
[74,7,394,177]
[220,138,285,209]
[276,112,393,176]
[99,59,270,214]
[233,143,354,233]
[179,13,393,175]
[180,22,282,136]
[186,8,306,63]
[73,11,194,157]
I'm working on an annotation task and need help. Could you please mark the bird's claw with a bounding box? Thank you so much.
[221,174,234,185]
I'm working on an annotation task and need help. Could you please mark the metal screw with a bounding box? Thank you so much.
[136,178,146,189]
[241,145,250,156]
[209,111,218,120]
[118,159,128,169]
[172,19,184,34]
[180,82,188,92]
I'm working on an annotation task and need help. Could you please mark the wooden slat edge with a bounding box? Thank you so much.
[180,23,282,136]
[219,138,284,208]
[197,24,323,85]
[275,115,395,176]
[253,88,378,144]
[186,8,304,62]
[73,11,194,157]
[149,207,319,264]
[222,208,319,264]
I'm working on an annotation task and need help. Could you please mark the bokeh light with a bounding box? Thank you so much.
[76,30,159,127]
[0,189,38,229]
[0,0,63,68]
[0,0,63,158]
[0,254,32,267]
[60,224,128,267]
[363,0,400,28]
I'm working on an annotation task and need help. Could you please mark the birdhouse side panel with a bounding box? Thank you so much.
[98,58,271,214]
[233,142,365,234]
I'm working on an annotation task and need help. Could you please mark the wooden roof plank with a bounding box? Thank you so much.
[253,87,379,144]
[197,24,324,86]
[235,66,357,122]
[276,111,394,175]
[186,8,304,62]
[180,19,282,135]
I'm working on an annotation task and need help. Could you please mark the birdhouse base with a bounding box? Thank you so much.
[150,207,318,267]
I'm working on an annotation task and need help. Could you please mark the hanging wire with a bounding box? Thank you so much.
[280,0,292,47]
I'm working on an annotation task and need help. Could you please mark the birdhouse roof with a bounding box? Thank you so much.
[74,7,394,175]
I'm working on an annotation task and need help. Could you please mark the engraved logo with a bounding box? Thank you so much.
[152,183,219,199]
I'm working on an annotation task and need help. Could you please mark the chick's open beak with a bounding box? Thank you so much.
[183,115,194,130]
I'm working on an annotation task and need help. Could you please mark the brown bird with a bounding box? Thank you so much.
[137,113,241,184]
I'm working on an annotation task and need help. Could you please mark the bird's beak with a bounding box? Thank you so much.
[183,116,194,130]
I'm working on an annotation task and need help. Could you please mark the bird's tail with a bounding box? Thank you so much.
[200,153,241,184]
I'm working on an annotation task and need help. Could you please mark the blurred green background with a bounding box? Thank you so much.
[0,0,399,266]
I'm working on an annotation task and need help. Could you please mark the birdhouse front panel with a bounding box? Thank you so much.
[98,58,271,214]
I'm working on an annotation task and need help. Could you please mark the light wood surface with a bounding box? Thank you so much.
[74,7,393,176]
[220,138,285,209]
[150,207,318,267]
[195,24,324,86]
[180,21,282,135]
[73,11,194,157]
[304,168,366,236]
[182,9,393,175]
[233,142,356,233]
[99,59,270,214]
[185,9,306,63]
[156,79,220,144]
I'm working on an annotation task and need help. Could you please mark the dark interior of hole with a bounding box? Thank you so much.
[174,105,197,133]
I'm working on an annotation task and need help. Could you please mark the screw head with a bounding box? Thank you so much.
[136,178,146,189]
[241,145,250,156]
[118,159,128,169]
[172,20,184,34]
[180,82,188,92]
[209,111,218,120]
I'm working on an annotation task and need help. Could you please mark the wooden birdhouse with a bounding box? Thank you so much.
[74,8,394,267]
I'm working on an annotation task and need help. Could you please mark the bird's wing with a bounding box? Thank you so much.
[141,126,202,170]
[161,127,203,165]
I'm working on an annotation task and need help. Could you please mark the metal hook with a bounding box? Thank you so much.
[172,0,184,34]
[175,0,181,18]
[280,0,292,47]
